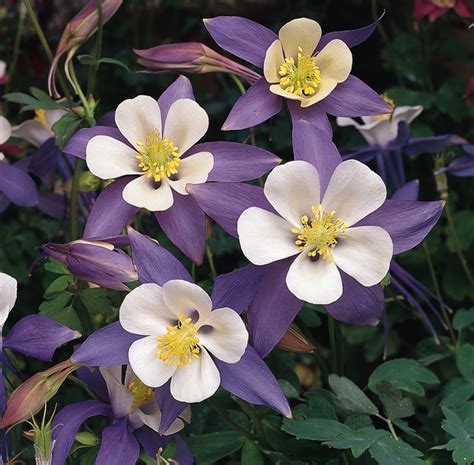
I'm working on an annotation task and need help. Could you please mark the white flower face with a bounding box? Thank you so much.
[337,104,423,148]
[237,160,393,304]
[86,96,213,211]
[0,272,17,331]
[263,18,353,107]
[119,280,248,403]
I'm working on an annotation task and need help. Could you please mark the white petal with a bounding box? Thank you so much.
[122,175,174,211]
[86,135,142,180]
[237,207,298,266]
[392,105,423,125]
[100,366,133,418]
[333,226,393,286]
[163,417,185,436]
[134,399,163,433]
[279,18,322,58]
[336,117,359,129]
[170,347,220,402]
[0,116,12,145]
[44,108,67,129]
[129,336,177,388]
[264,39,285,83]
[322,160,386,226]
[0,272,17,328]
[286,252,342,304]
[168,152,214,195]
[269,84,305,101]
[301,39,352,107]
[12,120,50,147]
[120,283,173,336]
[162,280,212,321]
[163,99,209,154]
[264,161,320,227]
[197,308,248,363]
[115,95,162,150]
[355,120,396,147]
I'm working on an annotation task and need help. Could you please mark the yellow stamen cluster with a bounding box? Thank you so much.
[156,314,200,368]
[431,0,455,7]
[373,93,396,122]
[136,129,180,182]
[34,109,51,132]
[279,47,321,97]
[128,378,154,409]
[291,205,347,260]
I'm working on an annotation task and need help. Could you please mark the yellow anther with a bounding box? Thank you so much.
[136,129,180,182]
[279,47,321,97]
[156,313,200,368]
[291,204,347,260]
[127,378,154,409]
[372,93,396,122]
[34,109,51,132]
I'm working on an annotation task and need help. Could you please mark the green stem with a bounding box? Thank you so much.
[70,159,85,240]
[67,61,94,123]
[206,244,217,279]
[87,0,104,97]
[313,351,330,387]
[68,374,99,400]
[4,7,26,100]
[207,398,254,440]
[328,315,338,374]
[232,396,269,448]
[230,73,246,95]
[22,0,73,103]
[387,419,399,441]
[445,200,473,287]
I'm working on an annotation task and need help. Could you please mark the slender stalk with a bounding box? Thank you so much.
[68,374,99,400]
[229,73,246,95]
[5,7,26,99]
[313,351,330,387]
[206,244,217,279]
[387,419,399,441]
[87,0,104,97]
[67,61,94,122]
[70,159,85,240]
[328,315,338,374]
[207,398,254,440]
[444,200,473,287]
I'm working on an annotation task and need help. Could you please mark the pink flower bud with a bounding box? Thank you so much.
[277,324,316,353]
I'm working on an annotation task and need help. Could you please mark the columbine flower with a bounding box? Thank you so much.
[64,76,280,263]
[238,159,393,304]
[188,121,444,356]
[120,279,248,402]
[51,364,193,465]
[204,15,391,130]
[337,101,465,190]
[436,144,474,177]
[71,228,291,417]
[413,0,474,21]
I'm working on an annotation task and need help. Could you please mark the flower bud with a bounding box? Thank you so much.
[135,42,261,84]
[79,170,101,192]
[48,0,123,98]
[0,360,78,429]
[25,405,57,465]
[277,325,315,353]
[41,236,137,291]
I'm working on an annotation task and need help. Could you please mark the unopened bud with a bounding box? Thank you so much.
[26,404,57,465]
[79,171,101,192]
[277,325,315,353]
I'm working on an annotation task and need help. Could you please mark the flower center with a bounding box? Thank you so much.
[291,205,347,260]
[156,313,200,368]
[372,93,396,122]
[136,129,180,182]
[279,47,321,97]
[431,0,455,7]
[128,378,155,409]
[35,109,51,132]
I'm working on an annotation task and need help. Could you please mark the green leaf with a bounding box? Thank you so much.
[446,211,474,253]
[3,89,66,112]
[442,407,474,465]
[40,304,83,332]
[52,113,83,149]
[78,288,113,317]
[457,345,474,381]
[78,54,131,72]
[279,379,300,399]
[329,374,378,416]
[44,258,71,275]
[187,431,245,464]
[375,381,415,420]
[367,430,426,465]
[368,358,439,396]
[442,379,474,407]
[44,275,72,298]
[241,441,264,465]
[453,308,474,331]
[39,292,73,313]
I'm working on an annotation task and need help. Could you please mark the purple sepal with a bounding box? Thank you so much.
[155,382,188,435]
[71,322,141,367]
[187,142,280,182]
[38,193,68,219]
[325,271,383,325]
[52,400,111,465]
[222,78,282,130]
[97,111,116,127]
[187,182,273,237]
[154,193,206,265]
[317,12,385,50]
[3,315,79,361]
[343,145,379,163]
[0,162,38,207]
[157,75,195,126]
[204,16,277,67]
[404,134,467,156]
[446,153,474,177]
[358,199,444,254]
[77,366,110,402]
[29,137,62,181]
[95,418,140,465]
[318,75,392,117]
[0,193,10,214]
[288,100,333,137]
[83,177,139,238]
[247,258,303,357]
[128,227,193,284]
[63,126,127,160]
[0,369,6,415]
[392,180,419,201]
[292,120,341,194]
[211,264,264,314]
[215,346,292,418]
